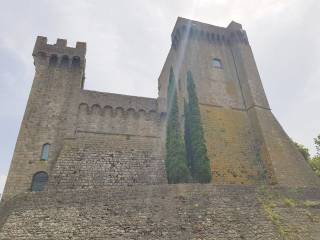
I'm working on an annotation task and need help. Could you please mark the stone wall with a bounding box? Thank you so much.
[76,102,163,137]
[51,93,167,188]
[49,131,166,190]
[200,105,264,184]
[1,185,320,239]
[248,107,320,186]
[79,90,158,112]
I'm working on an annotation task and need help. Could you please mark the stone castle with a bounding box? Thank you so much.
[1,18,320,239]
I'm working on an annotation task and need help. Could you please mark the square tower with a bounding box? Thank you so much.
[158,17,319,186]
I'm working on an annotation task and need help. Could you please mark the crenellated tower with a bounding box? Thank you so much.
[2,37,86,200]
[158,17,319,186]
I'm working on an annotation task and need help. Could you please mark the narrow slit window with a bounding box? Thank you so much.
[41,143,50,161]
[212,58,223,69]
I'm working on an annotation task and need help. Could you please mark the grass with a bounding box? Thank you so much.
[257,186,320,239]
[303,200,320,208]
[283,198,297,207]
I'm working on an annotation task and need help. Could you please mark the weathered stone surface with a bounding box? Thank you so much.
[49,133,167,189]
[1,185,320,239]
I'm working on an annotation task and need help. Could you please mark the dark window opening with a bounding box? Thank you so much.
[49,55,58,66]
[41,143,50,161]
[60,55,69,67]
[31,172,48,192]
[72,56,81,68]
[212,58,223,69]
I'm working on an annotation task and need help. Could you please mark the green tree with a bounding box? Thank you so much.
[293,141,310,161]
[185,71,212,183]
[184,100,192,169]
[309,157,320,177]
[165,67,191,183]
[310,135,320,177]
[314,135,320,156]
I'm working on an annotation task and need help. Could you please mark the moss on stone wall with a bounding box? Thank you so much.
[200,105,262,184]
[257,186,320,240]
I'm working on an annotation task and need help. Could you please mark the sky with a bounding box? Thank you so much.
[0,0,320,195]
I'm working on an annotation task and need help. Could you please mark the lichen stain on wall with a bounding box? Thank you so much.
[200,105,262,184]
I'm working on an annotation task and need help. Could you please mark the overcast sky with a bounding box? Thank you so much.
[1,0,320,195]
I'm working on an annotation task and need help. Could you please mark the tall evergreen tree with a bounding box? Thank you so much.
[165,67,190,183]
[185,71,212,183]
[184,100,192,169]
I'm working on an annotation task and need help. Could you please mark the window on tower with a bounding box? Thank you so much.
[41,143,50,161]
[60,55,70,67]
[49,55,58,66]
[31,172,48,192]
[212,58,223,69]
[72,56,81,68]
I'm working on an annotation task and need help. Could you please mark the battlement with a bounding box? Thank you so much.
[171,17,248,49]
[78,102,164,121]
[33,36,86,68]
[76,101,165,138]
[80,90,159,112]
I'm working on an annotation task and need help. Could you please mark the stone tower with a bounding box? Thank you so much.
[2,37,86,199]
[158,17,319,186]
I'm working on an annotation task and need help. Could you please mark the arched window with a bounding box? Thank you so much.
[41,143,50,161]
[212,58,223,69]
[60,55,69,67]
[49,55,58,66]
[31,172,48,192]
[71,56,81,68]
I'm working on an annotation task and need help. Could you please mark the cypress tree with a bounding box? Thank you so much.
[185,71,212,183]
[184,100,192,171]
[165,67,191,183]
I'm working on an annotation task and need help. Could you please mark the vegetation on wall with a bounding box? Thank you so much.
[294,135,320,177]
[293,141,310,161]
[165,67,191,183]
[185,71,212,183]
[309,135,320,176]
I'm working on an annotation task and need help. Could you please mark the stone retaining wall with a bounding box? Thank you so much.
[1,185,320,239]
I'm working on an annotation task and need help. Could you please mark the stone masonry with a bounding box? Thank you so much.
[1,185,320,239]
[1,17,320,239]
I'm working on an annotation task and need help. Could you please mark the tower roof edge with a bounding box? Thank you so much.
[33,36,86,58]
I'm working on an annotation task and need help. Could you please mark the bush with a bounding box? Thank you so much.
[314,135,320,156]
[309,156,320,177]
